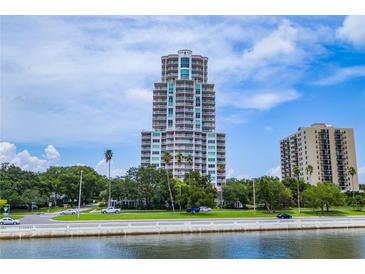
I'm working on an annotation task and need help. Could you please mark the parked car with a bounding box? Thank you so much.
[277,213,292,219]
[101,207,121,214]
[0,217,20,225]
[60,209,77,215]
[199,206,212,212]
[186,207,200,213]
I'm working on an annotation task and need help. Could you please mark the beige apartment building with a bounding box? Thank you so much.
[280,123,359,191]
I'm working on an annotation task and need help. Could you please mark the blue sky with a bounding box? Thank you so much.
[1,16,365,182]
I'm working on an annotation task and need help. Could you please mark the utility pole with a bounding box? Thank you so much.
[78,170,83,219]
[253,179,256,216]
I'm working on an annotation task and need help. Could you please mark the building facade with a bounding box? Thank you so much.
[280,123,358,191]
[141,49,226,187]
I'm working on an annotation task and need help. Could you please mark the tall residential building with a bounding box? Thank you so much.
[280,123,359,191]
[140,50,226,187]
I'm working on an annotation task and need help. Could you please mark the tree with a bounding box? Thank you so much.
[349,195,365,211]
[217,164,225,176]
[256,176,292,212]
[281,177,309,207]
[174,178,186,211]
[162,152,175,211]
[183,171,216,208]
[292,165,301,213]
[104,149,113,207]
[305,164,313,185]
[302,182,345,212]
[222,180,249,208]
[348,166,357,197]
[176,153,184,166]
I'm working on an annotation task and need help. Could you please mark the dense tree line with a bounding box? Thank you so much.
[223,176,364,212]
[0,163,216,210]
[1,162,363,212]
[0,163,107,209]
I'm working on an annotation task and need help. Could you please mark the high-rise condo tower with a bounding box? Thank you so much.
[141,49,226,187]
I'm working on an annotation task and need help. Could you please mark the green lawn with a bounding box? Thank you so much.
[1,215,23,220]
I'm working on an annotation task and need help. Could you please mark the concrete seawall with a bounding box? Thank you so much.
[2,217,365,239]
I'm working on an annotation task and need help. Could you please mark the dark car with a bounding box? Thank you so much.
[186,207,200,213]
[277,213,292,219]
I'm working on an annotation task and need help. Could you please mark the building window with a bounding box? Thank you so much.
[168,96,173,106]
[152,132,160,137]
[152,145,160,149]
[168,83,174,94]
[152,157,160,162]
[168,120,173,128]
[195,107,200,118]
[196,119,201,129]
[196,96,200,106]
[152,139,160,143]
[208,133,215,138]
[168,108,173,118]
[195,84,201,94]
[208,152,216,156]
[208,164,215,168]
[208,146,215,150]
[208,140,215,144]
[208,170,216,175]
[180,69,189,79]
[208,158,215,162]
[152,151,160,155]
[180,57,189,68]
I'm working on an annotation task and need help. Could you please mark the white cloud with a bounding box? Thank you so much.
[1,16,334,144]
[226,168,235,178]
[220,89,300,110]
[268,165,281,179]
[44,144,60,162]
[95,159,124,178]
[315,66,365,86]
[0,142,60,172]
[242,19,298,65]
[359,165,365,184]
[337,16,365,49]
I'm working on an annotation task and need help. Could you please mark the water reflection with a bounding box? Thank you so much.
[1,228,365,259]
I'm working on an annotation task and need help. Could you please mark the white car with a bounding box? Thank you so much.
[199,206,212,212]
[60,209,77,215]
[101,207,121,214]
[0,217,20,225]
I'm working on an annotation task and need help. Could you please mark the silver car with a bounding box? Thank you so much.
[59,209,77,215]
[0,217,20,225]
[101,207,121,214]
[199,206,212,212]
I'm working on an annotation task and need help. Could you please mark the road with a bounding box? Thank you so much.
[16,212,365,225]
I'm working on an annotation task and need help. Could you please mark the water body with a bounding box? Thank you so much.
[1,228,365,259]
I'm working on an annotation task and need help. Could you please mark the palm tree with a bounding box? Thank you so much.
[104,149,113,207]
[185,155,193,170]
[176,153,184,166]
[184,155,193,182]
[348,166,357,198]
[217,164,225,174]
[305,164,313,185]
[162,152,175,211]
[293,165,301,213]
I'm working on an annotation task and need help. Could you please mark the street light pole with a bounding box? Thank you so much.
[297,180,301,214]
[253,180,256,216]
[78,170,83,219]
